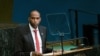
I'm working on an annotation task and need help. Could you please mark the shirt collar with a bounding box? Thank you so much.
[29,23,39,31]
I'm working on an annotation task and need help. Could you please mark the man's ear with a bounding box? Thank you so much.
[40,17,41,22]
[40,18,41,21]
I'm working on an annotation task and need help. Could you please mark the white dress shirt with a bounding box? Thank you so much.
[29,24,42,56]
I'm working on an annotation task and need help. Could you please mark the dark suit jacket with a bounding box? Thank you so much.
[14,25,51,56]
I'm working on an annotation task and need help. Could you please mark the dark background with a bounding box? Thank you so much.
[0,0,99,42]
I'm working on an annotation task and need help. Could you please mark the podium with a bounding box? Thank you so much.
[43,47,93,56]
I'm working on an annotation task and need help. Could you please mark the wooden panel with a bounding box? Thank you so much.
[0,0,13,23]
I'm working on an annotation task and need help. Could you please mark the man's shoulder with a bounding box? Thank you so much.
[16,24,29,30]
[39,25,46,29]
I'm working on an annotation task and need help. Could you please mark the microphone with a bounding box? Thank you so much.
[51,44,54,56]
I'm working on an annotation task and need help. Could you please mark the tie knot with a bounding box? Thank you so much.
[34,30,37,32]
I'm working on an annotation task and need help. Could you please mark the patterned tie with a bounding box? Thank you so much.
[34,30,40,53]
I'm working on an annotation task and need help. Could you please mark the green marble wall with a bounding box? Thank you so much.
[0,28,15,56]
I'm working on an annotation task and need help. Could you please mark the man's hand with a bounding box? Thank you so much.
[32,52,42,56]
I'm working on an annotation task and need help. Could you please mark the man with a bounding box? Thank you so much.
[14,10,52,56]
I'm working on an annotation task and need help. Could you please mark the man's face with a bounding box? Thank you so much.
[29,11,41,28]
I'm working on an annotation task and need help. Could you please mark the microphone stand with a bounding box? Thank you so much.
[59,32,64,56]
[51,43,54,56]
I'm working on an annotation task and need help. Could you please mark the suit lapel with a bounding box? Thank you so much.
[25,25,35,49]
[38,26,44,42]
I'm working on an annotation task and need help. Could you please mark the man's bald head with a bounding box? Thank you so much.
[29,10,40,17]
